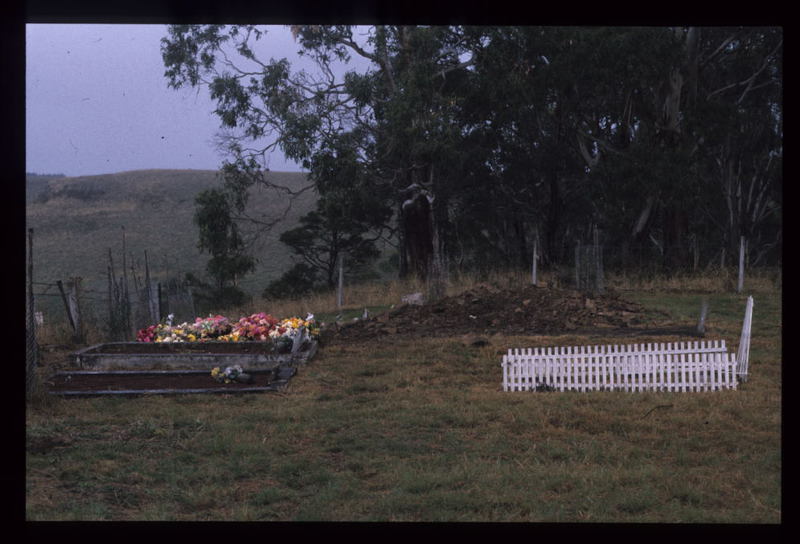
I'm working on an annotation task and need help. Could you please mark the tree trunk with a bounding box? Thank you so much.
[399,168,448,299]
[401,189,435,280]
[544,169,562,266]
[662,205,689,273]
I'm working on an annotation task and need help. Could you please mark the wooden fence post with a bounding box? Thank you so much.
[337,254,345,309]
[157,282,164,322]
[593,226,604,294]
[144,250,158,324]
[56,280,77,334]
[68,277,85,343]
[121,227,134,340]
[531,235,538,286]
[737,236,745,293]
[27,228,38,395]
[695,297,709,337]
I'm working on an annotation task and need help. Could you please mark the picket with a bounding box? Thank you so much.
[502,335,747,393]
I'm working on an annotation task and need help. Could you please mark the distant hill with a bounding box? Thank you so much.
[26,172,66,202]
[26,169,317,319]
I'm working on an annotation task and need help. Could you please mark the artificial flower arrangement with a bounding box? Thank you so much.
[210,365,250,384]
[193,314,232,340]
[136,312,319,351]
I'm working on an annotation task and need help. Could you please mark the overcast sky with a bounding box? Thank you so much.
[26,24,339,177]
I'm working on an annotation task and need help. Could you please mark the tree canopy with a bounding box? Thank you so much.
[162,25,782,293]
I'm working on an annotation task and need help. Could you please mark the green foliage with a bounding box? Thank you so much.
[192,187,255,307]
[262,263,319,300]
[162,25,782,281]
[186,275,250,314]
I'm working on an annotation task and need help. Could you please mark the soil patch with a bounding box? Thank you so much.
[46,368,295,396]
[329,284,668,344]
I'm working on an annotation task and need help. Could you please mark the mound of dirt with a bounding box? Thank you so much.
[328,284,655,344]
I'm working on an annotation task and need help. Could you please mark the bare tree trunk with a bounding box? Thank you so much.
[662,206,689,273]
[400,168,439,285]
[545,170,562,267]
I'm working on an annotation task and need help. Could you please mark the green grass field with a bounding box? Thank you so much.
[25,273,781,522]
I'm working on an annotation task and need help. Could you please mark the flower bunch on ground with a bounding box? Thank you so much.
[136,324,158,342]
[136,311,317,346]
[218,312,279,342]
[210,365,243,384]
[270,314,319,341]
[192,314,232,340]
[155,322,197,343]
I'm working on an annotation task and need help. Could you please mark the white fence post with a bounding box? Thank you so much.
[736,296,754,382]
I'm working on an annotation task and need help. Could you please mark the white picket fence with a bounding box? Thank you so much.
[502,296,754,393]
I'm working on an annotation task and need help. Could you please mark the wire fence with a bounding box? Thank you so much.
[30,277,198,343]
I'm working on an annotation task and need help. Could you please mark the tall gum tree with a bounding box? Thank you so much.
[161,24,480,290]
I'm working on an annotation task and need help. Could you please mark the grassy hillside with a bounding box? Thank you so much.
[26,169,317,319]
[26,173,65,201]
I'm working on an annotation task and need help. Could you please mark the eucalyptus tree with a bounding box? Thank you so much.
[191,187,255,308]
[162,24,782,285]
[275,129,392,290]
[471,26,782,272]
[688,27,783,266]
[458,27,685,267]
[162,24,482,289]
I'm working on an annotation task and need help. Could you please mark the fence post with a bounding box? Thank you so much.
[56,280,77,334]
[107,264,114,336]
[737,236,745,294]
[157,282,163,322]
[531,235,538,286]
[26,228,38,396]
[695,297,709,337]
[593,226,604,294]
[337,253,345,309]
[736,296,753,382]
[67,277,85,343]
[144,250,159,324]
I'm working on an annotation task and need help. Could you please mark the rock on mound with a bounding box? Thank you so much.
[330,284,649,343]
